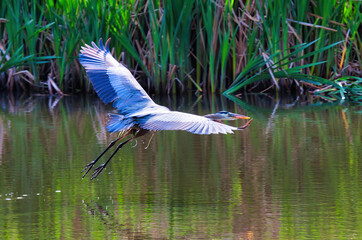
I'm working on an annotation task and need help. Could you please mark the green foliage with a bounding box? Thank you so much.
[0,0,361,98]
[0,0,55,90]
[224,40,357,100]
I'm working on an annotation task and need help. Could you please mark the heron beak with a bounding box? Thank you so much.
[230,113,250,120]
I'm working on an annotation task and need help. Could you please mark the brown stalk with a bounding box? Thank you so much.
[13,70,35,85]
[339,29,350,71]
[308,12,346,27]
[166,64,177,94]
[48,73,64,95]
[287,18,338,32]
[262,52,279,91]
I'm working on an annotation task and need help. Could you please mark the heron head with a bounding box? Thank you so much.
[204,111,250,121]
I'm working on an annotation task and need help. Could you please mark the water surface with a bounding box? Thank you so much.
[0,94,361,239]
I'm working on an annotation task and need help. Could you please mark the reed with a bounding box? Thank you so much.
[0,0,360,99]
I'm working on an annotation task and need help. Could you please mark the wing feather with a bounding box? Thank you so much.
[138,111,237,135]
[106,113,135,133]
[79,38,157,114]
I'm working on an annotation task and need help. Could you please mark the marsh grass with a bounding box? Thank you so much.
[0,0,361,99]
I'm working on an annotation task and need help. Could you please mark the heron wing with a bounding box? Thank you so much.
[138,111,237,135]
[79,38,157,114]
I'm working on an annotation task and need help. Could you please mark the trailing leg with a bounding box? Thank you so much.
[82,130,132,178]
[91,137,133,179]
[237,118,253,130]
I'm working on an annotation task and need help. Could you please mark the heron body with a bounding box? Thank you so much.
[79,38,252,179]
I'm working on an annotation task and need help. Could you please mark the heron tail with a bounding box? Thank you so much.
[106,113,135,133]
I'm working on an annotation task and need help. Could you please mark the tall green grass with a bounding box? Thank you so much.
[0,0,361,99]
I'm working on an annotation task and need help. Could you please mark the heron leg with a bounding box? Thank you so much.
[90,137,134,180]
[237,118,253,130]
[82,129,132,178]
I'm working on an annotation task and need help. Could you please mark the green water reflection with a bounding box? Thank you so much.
[0,94,361,239]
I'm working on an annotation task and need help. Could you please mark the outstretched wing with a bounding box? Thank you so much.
[79,38,157,114]
[138,111,237,134]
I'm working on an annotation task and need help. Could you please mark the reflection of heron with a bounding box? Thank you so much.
[79,38,252,179]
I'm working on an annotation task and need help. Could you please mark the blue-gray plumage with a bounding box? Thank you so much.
[79,38,252,179]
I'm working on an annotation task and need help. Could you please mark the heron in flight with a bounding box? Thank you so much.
[79,38,252,179]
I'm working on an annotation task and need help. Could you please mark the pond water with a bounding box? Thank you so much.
[0,94,361,239]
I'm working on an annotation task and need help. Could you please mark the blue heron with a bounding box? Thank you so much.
[79,38,252,179]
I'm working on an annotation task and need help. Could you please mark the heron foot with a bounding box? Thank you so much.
[81,161,96,179]
[91,164,106,180]
[81,133,135,180]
